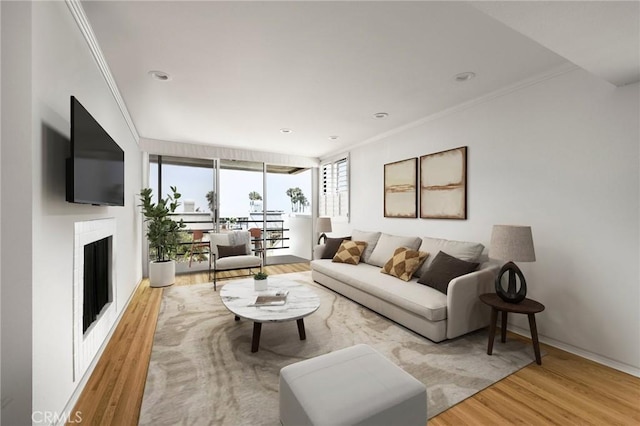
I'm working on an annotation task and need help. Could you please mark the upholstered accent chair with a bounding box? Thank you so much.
[210,230,262,291]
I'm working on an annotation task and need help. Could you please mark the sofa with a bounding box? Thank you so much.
[209,230,262,291]
[310,230,499,342]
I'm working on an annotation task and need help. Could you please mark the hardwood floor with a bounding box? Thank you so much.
[69,264,640,425]
[430,333,640,425]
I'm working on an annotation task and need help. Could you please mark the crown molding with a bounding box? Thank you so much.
[65,0,140,144]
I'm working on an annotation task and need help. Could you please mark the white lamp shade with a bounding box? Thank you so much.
[489,225,536,262]
[316,217,332,233]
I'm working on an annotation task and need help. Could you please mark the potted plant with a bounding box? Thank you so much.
[139,186,186,287]
[253,271,268,291]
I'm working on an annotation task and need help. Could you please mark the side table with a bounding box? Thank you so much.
[479,293,545,365]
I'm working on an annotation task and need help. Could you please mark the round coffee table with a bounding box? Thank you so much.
[220,278,320,352]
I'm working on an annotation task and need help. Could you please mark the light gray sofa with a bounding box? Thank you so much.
[310,230,499,342]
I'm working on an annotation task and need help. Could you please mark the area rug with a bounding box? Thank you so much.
[140,272,536,425]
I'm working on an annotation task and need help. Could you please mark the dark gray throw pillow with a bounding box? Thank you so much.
[321,237,352,259]
[417,251,479,294]
[217,244,246,258]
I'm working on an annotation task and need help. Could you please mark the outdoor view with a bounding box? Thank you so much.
[148,156,313,263]
[149,160,311,218]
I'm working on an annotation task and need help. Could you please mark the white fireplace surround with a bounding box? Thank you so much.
[73,218,118,381]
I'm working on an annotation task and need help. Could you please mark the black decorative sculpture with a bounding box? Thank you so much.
[495,261,527,303]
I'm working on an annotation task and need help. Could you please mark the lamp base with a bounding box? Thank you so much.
[317,233,327,245]
[495,261,527,303]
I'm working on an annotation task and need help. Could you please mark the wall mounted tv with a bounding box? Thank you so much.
[66,96,125,206]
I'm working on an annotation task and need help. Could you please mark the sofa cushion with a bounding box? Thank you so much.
[367,233,421,267]
[352,230,381,264]
[381,247,429,281]
[311,259,447,321]
[217,244,247,258]
[332,241,367,265]
[215,254,261,271]
[321,237,352,259]
[415,237,484,278]
[417,251,479,294]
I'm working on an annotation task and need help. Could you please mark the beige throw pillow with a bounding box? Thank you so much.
[351,230,381,264]
[332,240,367,265]
[368,233,422,267]
[381,247,429,281]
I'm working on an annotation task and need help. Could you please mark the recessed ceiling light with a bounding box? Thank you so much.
[374,112,389,119]
[148,70,171,81]
[454,72,476,82]
[280,128,293,134]
[329,136,339,141]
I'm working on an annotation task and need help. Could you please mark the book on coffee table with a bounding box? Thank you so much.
[250,290,289,306]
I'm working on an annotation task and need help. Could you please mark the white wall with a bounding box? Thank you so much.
[1,2,34,424]
[1,2,143,424]
[345,68,640,374]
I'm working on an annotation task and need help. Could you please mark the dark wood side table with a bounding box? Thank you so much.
[479,293,545,365]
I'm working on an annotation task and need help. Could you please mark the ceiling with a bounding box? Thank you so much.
[81,1,639,159]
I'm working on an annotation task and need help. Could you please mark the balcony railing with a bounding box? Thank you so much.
[160,212,311,275]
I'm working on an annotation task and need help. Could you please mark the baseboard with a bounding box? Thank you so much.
[508,324,640,378]
[55,277,144,426]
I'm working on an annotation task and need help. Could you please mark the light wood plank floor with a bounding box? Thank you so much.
[69,264,640,425]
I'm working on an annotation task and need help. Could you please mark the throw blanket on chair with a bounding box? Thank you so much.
[229,230,251,254]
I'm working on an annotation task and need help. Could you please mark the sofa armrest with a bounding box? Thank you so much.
[313,244,327,260]
[446,264,499,339]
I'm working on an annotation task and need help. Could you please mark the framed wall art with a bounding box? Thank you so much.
[384,158,417,218]
[420,146,467,219]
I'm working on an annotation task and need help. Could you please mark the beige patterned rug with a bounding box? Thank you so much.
[140,272,536,425]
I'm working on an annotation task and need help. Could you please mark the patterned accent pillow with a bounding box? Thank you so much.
[332,240,367,265]
[381,247,430,281]
[321,237,352,259]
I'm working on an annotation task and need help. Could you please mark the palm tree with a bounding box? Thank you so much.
[286,187,307,212]
[249,191,262,211]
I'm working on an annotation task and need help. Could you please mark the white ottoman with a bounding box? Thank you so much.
[279,344,427,425]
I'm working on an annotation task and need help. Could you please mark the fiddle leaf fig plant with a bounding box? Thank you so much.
[139,186,186,262]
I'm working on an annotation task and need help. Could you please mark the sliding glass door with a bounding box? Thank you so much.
[266,166,313,261]
[148,155,313,272]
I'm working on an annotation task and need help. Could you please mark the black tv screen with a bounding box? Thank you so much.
[67,96,125,206]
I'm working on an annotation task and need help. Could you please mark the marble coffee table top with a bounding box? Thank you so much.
[220,278,320,323]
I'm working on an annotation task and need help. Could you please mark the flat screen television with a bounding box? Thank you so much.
[66,96,125,206]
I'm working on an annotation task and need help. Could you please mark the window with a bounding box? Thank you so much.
[319,154,349,220]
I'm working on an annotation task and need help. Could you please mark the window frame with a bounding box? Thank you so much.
[319,153,350,221]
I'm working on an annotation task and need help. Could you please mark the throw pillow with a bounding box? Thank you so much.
[381,247,429,281]
[368,233,422,267]
[415,237,484,278]
[367,233,422,268]
[351,230,381,264]
[332,240,367,265]
[321,237,352,259]
[217,244,247,258]
[417,251,479,294]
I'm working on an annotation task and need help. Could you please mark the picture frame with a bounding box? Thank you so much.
[384,158,417,218]
[420,146,467,219]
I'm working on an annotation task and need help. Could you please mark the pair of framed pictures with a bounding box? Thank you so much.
[383,146,467,219]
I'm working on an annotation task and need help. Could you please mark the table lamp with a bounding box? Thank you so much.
[316,217,332,244]
[489,225,536,303]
